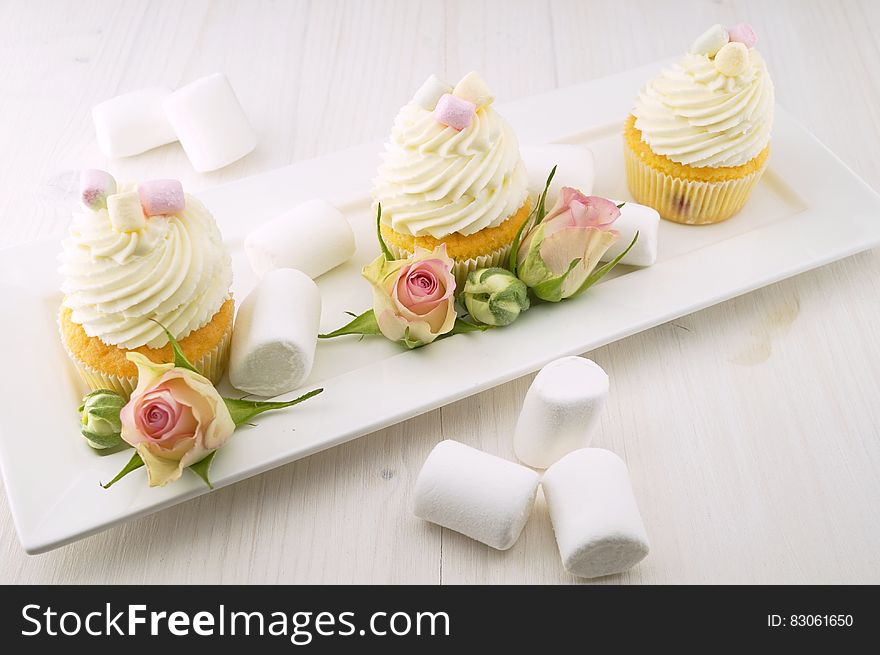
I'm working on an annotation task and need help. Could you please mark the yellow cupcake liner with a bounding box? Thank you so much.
[387,242,512,290]
[59,316,232,398]
[623,140,768,225]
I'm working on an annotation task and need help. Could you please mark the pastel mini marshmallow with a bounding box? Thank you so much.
[79,169,117,210]
[542,448,650,579]
[715,41,750,76]
[452,71,493,108]
[434,94,476,131]
[244,199,355,280]
[138,179,185,216]
[92,87,177,158]
[229,268,322,397]
[727,22,757,48]
[163,73,256,172]
[411,74,453,111]
[106,191,146,232]
[601,201,659,267]
[514,357,609,469]
[413,440,540,550]
[689,24,729,57]
[520,144,595,205]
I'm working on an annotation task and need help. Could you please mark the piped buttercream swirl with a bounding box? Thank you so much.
[633,50,774,168]
[59,187,232,349]
[373,97,529,238]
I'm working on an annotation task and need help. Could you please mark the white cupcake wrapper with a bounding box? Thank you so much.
[59,313,232,398]
[387,242,513,290]
[624,142,768,225]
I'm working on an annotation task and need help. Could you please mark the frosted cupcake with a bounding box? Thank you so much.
[59,171,234,396]
[624,23,774,224]
[373,72,531,285]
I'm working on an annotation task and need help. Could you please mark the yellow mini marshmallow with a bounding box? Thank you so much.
[453,71,494,108]
[715,42,749,76]
[107,191,146,232]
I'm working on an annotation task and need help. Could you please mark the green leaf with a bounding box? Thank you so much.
[571,231,639,298]
[531,257,582,303]
[223,388,323,427]
[102,451,144,489]
[510,165,556,273]
[188,451,216,489]
[148,319,198,373]
[533,164,557,227]
[376,203,394,261]
[319,309,381,339]
[447,317,494,336]
[616,201,626,209]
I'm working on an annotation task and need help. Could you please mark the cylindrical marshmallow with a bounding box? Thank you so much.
[92,87,177,158]
[514,357,608,469]
[542,448,650,578]
[413,440,540,550]
[229,268,321,397]
[244,199,356,279]
[163,73,257,172]
[520,144,595,204]
[601,201,660,267]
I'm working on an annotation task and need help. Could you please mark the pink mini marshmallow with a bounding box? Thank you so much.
[434,94,476,131]
[138,179,185,216]
[79,169,117,210]
[727,22,757,48]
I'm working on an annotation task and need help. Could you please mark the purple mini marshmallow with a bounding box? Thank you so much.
[727,22,757,48]
[138,179,185,216]
[434,94,476,131]
[80,169,117,210]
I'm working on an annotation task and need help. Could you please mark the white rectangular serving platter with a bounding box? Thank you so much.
[2,60,880,554]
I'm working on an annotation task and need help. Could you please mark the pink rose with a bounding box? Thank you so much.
[120,353,236,487]
[362,245,457,348]
[517,188,620,301]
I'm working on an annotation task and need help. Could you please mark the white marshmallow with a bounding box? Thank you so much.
[244,199,355,280]
[229,268,321,397]
[163,73,256,172]
[601,201,660,267]
[411,74,452,111]
[92,87,177,158]
[520,144,595,205]
[514,357,608,469]
[413,440,540,550]
[542,448,650,578]
[690,24,729,57]
[452,71,493,108]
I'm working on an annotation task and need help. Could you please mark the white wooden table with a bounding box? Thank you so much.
[1,0,878,584]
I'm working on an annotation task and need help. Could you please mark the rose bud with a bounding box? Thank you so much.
[517,188,620,302]
[362,244,457,348]
[79,389,125,449]
[462,267,530,327]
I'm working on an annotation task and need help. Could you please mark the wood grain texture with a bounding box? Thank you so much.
[0,0,878,584]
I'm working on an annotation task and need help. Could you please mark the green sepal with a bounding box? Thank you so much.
[82,429,124,450]
[400,327,423,350]
[447,317,494,336]
[102,451,144,489]
[223,388,323,427]
[149,319,198,374]
[376,203,394,261]
[319,309,382,339]
[509,165,557,273]
[571,231,639,298]
[531,257,582,303]
[189,451,216,489]
[616,201,626,209]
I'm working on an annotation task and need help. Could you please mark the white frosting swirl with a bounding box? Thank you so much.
[633,50,774,167]
[372,100,529,238]
[60,188,232,349]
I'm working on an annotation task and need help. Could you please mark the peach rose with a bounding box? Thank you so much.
[120,353,235,487]
[362,245,457,348]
